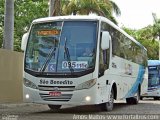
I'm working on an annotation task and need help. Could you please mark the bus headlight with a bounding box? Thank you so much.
[23,78,38,89]
[75,79,96,90]
[85,96,91,101]
[25,94,30,99]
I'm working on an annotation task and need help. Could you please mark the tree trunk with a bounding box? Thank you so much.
[49,0,55,16]
[3,0,14,50]
[52,0,61,16]
[49,0,61,16]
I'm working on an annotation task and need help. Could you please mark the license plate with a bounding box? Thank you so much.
[49,91,61,97]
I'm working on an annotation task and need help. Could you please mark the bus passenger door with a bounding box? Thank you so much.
[97,31,111,102]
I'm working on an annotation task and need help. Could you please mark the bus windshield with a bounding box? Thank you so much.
[148,66,160,88]
[25,21,98,75]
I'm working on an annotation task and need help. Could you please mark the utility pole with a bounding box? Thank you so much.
[3,0,14,50]
[49,0,55,16]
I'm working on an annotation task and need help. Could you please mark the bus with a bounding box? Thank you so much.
[141,60,160,100]
[21,15,148,111]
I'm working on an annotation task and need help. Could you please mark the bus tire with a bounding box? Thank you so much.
[101,88,114,111]
[126,88,140,104]
[48,105,61,111]
[154,97,159,100]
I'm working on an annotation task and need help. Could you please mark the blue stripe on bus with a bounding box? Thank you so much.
[125,65,145,98]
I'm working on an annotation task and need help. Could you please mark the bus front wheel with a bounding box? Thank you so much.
[154,97,159,100]
[101,88,114,111]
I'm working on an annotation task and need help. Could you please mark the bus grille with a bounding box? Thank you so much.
[38,85,75,92]
[39,93,73,102]
[38,85,75,102]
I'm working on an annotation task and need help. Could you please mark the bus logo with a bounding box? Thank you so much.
[53,87,60,91]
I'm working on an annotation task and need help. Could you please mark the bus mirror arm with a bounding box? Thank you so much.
[21,32,29,51]
[101,31,110,50]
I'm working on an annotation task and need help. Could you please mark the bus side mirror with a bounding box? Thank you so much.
[21,33,29,51]
[101,31,111,50]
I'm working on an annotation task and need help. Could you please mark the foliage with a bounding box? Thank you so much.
[0,27,3,48]
[1,0,121,51]
[152,19,160,40]
[0,0,48,51]
[0,0,159,60]
[61,0,121,24]
[0,0,4,48]
[118,14,160,60]
[123,27,159,60]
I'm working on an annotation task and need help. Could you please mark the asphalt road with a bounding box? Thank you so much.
[0,98,160,120]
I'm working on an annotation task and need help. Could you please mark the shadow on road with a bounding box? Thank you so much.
[31,103,130,114]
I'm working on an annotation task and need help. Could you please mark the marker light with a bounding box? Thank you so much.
[85,96,91,102]
[25,94,30,99]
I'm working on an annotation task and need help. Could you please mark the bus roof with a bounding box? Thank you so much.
[148,60,160,66]
[32,15,100,23]
[32,15,147,51]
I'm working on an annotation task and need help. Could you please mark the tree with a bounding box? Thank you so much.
[61,0,121,24]
[14,0,48,51]
[0,0,4,48]
[1,0,120,51]
[0,27,2,48]
[0,0,48,51]
[123,27,159,60]
[3,0,14,50]
[152,13,160,40]
[152,13,160,60]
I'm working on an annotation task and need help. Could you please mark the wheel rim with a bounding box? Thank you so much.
[108,90,114,107]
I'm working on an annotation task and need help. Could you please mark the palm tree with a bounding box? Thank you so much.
[152,13,160,59]
[61,0,121,24]
[50,0,121,23]
[152,13,160,40]
[3,0,14,50]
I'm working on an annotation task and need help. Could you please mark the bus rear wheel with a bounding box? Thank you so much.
[154,97,159,100]
[126,88,140,104]
[48,105,61,111]
[101,88,114,111]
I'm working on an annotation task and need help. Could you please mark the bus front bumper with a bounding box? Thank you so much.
[23,85,99,106]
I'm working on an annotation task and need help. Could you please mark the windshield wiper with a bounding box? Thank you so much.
[64,37,74,74]
[40,46,56,72]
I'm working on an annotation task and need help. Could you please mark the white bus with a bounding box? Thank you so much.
[141,60,160,100]
[21,15,148,111]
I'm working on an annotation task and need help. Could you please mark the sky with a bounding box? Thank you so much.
[112,0,160,29]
